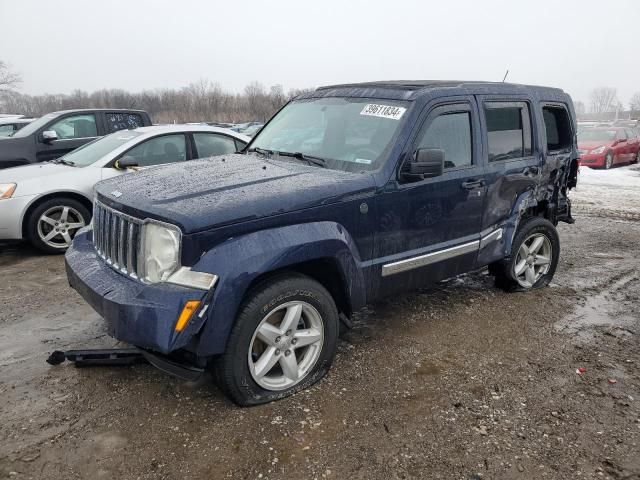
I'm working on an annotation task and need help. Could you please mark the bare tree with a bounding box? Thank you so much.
[589,87,619,114]
[0,78,305,123]
[630,92,640,116]
[573,100,586,116]
[0,60,21,93]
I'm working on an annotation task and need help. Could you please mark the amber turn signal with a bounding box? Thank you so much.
[175,300,201,332]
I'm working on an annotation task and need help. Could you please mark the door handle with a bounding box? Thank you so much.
[461,179,485,190]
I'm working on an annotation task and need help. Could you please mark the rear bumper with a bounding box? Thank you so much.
[0,195,34,240]
[65,231,207,355]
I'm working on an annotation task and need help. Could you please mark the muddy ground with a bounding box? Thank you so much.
[1,166,639,480]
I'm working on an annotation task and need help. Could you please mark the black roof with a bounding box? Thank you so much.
[317,80,562,92]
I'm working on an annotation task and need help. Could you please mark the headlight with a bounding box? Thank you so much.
[140,222,181,283]
[0,183,16,199]
[590,146,606,154]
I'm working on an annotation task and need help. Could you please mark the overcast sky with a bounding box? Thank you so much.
[1,0,639,106]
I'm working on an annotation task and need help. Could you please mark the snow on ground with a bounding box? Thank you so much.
[571,163,640,218]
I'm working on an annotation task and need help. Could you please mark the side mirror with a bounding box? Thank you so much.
[400,148,445,182]
[115,156,139,169]
[42,130,58,143]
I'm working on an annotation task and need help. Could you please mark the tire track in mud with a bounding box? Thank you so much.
[573,206,640,222]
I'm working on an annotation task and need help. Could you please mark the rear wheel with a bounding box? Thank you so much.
[26,197,90,254]
[214,274,339,406]
[493,217,560,292]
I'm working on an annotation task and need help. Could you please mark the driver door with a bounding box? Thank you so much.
[36,113,100,162]
[373,98,486,297]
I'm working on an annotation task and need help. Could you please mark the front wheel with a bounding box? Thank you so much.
[214,274,339,406]
[26,197,90,254]
[493,217,560,292]
[605,152,613,169]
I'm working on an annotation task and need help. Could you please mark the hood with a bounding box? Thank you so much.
[96,154,376,234]
[0,162,74,183]
[0,162,87,197]
[577,140,613,151]
[0,136,30,166]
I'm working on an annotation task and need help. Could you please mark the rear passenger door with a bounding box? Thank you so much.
[477,98,540,242]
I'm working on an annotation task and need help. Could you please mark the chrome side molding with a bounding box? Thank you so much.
[381,240,480,277]
[479,228,503,249]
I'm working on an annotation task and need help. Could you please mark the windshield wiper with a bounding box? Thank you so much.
[247,147,274,158]
[276,151,327,168]
[49,158,76,167]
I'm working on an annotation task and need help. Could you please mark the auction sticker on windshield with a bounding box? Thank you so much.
[360,104,406,120]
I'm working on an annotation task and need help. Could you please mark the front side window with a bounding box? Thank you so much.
[542,105,572,152]
[485,102,532,161]
[416,111,472,169]
[61,131,143,167]
[49,114,98,139]
[616,129,627,140]
[106,113,144,133]
[578,129,616,142]
[125,134,186,166]
[0,124,15,137]
[249,97,409,172]
[193,133,237,158]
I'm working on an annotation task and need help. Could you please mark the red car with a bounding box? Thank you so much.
[577,127,640,169]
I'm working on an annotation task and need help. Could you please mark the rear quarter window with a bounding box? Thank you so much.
[542,105,573,152]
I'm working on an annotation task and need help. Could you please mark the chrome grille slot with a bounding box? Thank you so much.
[92,200,143,279]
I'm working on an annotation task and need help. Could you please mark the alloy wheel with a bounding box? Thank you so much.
[36,205,86,249]
[513,233,552,288]
[248,301,324,391]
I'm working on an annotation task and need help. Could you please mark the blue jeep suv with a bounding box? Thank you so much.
[65,81,578,405]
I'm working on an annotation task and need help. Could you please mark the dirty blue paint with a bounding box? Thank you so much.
[69,81,578,359]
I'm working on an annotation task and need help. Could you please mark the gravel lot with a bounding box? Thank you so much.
[1,165,639,480]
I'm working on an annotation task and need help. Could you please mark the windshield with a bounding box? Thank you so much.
[578,129,617,142]
[11,113,60,138]
[60,130,143,167]
[249,97,410,172]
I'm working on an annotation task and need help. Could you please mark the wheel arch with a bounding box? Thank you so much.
[21,191,93,238]
[187,222,366,357]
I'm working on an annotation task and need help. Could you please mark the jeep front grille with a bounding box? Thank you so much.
[93,200,143,278]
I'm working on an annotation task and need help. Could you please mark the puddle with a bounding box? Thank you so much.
[556,270,638,342]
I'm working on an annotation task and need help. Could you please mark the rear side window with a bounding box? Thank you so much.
[106,112,145,133]
[542,105,573,151]
[193,133,237,158]
[416,111,472,169]
[484,102,532,161]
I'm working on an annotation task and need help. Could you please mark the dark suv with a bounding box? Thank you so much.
[65,81,578,405]
[0,109,152,169]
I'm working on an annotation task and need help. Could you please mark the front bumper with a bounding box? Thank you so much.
[65,231,207,355]
[578,154,605,167]
[0,194,36,240]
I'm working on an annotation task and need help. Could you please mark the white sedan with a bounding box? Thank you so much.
[0,125,249,252]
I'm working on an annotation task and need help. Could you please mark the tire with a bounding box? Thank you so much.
[635,149,640,164]
[214,274,339,406]
[26,197,91,254]
[493,217,560,292]
[604,152,613,169]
